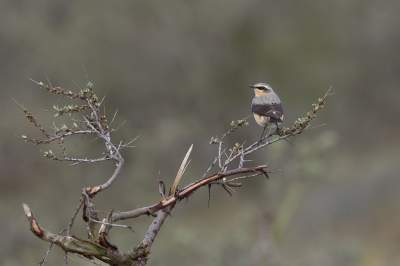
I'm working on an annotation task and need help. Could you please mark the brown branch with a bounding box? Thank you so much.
[110,165,268,223]
[147,165,268,213]
[124,164,268,264]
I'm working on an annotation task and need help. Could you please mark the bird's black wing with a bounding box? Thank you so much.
[251,103,284,122]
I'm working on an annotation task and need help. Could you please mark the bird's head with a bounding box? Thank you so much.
[248,83,275,96]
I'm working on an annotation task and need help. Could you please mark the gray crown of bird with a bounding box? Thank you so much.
[248,83,284,142]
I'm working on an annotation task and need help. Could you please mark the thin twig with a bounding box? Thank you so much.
[67,196,85,236]
[82,63,90,83]
[39,228,67,266]
[109,108,118,128]
[73,254,102,266]
[89,218,135,233]
[202,156,218,179]
[54,94,65,106]
[45,74,53,90]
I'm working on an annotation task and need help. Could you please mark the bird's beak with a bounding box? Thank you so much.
[248,85,255,88]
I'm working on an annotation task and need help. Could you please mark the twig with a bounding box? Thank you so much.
[89,218,135,233]
[67,196,85,236]
[82,63,90,82]
[109,108,118,128]
[202,156,218,179]
[283,138,300,149]
[218,140,223,168]
[39,228,67,266]
[73,254,102,266]
[45,74,53,90]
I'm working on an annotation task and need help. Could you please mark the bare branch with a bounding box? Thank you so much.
[144,165,269,215]
[111,207,158,223]
[23,204,138,265]
[134,206,172,266]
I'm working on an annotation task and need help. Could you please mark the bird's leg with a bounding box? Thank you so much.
[267,127,272,142]
[258,126,267,143]
[273,123,281,134]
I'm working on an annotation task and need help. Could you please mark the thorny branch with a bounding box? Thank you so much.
[18,77,333,266]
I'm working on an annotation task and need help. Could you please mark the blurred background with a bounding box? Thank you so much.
[1,0,400,265]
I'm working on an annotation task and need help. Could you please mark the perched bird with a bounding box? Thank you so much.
[249,83,284,142]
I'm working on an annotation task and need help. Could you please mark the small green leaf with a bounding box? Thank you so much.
[87,82,93,89]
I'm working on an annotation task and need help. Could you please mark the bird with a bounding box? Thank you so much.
[249,83,284,142]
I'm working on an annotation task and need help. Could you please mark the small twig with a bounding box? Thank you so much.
[226,173,262,183]
[218,140,223,169]
[75,133,86,147]
[72,81,82,91]
[45,74,53,90]
[73,254,102,266]
[223,183,237,194]
[66,196,85,236]
[109,108,118,128]
[54,94,65,106]
[283,138,300,149]
[202,156,218,179]
[82,63,90,82]
[115,136,139,150]
[112,120,126,133]
[39,228,67,266]
[89,218,135,233]
[63,252,68,266]
[117,140,123,151]
[268,169,290,173]
[96,94,107,111]
[66,255,76,262]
